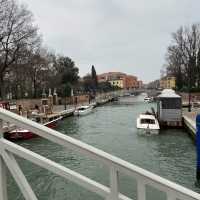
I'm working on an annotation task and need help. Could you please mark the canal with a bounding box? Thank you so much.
[8,94,200,200]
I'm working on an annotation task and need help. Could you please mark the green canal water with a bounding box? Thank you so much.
[8,95,200,200]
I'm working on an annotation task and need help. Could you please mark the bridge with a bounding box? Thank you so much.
[0,108,199,200]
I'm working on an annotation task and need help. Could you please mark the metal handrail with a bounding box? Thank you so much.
[0,107,200,200]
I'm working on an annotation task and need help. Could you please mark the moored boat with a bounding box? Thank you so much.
[123,92,131,97]
[89,101,97,107]
[74,105,93,116]
[136,114,160,134]
[144,96,153,103]
[5,114,62,140]
[60,108,75,118]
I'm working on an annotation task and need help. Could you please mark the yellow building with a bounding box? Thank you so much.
[160,76,176,89]
[109,79,124,88]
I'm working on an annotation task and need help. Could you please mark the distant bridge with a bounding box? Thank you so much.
[127,88,161,97]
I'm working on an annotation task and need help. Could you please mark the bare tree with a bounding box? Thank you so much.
[165,24,200,90]
[0,0,40,99]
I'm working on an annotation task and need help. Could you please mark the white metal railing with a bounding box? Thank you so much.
[0,108,200,200]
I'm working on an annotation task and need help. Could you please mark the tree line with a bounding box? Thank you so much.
[165,23,200,92]
[0,0,124,101]
[0,0,81,100]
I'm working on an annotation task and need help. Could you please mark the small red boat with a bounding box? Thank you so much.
[0,101,10,110]
[5,114,62,141]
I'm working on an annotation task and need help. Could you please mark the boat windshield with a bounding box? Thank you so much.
[78,107,86,111]
[141,119,155,124]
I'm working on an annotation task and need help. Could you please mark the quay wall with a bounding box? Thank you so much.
[15,99,42,110]
[9,89,136,114]
[61,95,89,105]
[15,95,90,109]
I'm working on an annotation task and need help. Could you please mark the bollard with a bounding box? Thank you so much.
[196,115,200,182]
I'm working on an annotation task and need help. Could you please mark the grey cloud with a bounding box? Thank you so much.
[21,0,200,82]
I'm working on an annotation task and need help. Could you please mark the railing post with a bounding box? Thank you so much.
[0,119,8,200]
[196,114,200,183]
[108,166,119,200]
[0,157,7,200]
[137,179,146,200]
[2,150,38,200]
[167,192,176,200]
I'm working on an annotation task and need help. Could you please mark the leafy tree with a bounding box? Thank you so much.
[91,65,98,90]
[56,56,79,97]
[64,82,72,97]
[83,74,93,92]
[55,56,79,85]
[98,82,113,92]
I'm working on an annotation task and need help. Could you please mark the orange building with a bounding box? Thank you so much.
[123,75,138,89]
[98,72,140,89]
[98,72,126,83]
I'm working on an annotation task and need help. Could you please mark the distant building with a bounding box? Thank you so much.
[98,72,140,89]
[124,75,138,89]
[98,72,126,83]
[147,79,160,89]
[109,79,124,88]
[160,76,176,89]
[138,80,143,89]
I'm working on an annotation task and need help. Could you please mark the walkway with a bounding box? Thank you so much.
[183,110,197,139]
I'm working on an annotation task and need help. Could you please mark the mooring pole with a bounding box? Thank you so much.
[196,115,200,182]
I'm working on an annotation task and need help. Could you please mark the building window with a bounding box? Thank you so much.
[162,98,181,109]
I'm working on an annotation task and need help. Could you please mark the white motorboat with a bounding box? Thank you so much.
[89,101,97,107]
[74,105,93,116]
[123,92,131,97]
[144,96,153,103]
[136,114,160,134]
[60,108,75,118]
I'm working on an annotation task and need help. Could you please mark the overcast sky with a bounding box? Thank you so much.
[21,0,200,83]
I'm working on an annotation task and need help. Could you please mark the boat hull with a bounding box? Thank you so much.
[5,117,62,141]
[137,128,159,135]
[136,114,160,135]
[60,108,75,118]
[74,106,93,116]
